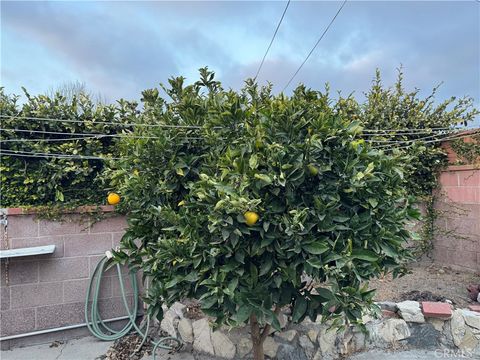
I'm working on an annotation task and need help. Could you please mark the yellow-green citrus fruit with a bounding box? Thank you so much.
[307,164,319,176]
[244,211,259,226]
[107,193,121,205]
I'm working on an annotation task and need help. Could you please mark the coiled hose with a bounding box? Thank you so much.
[85,256,181,359]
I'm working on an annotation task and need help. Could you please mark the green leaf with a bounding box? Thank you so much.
[254,173,272,184]
[233,305,252,323]
[368,198,378,208]
[303,242,329,255]
[292,297,307,322]
[306,258,322,268]
[351,249,379,262]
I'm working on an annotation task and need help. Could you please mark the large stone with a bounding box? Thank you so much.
[212,331,236,359]
[178,318,194,343]
[277,343,309,360]
[160,309,179,337]
[463,310,480,330]
[263,337,279,358]
[451,310,479,352]
[192,318,214,355]
[236,337,252,358]
[277,330,298,342]
[317,326,339,356]
[170,301,186,318]
[397,301,425,323]
[375,301,398,313]
[451,309,467,347]
[299,335,315,359]
[427,318,446,332]
[406,323,440,348]
[307,330,317,343]
[372,318,411,344]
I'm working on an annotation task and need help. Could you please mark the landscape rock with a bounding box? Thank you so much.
[263,337,279,358]
[277,330,298,342]
[406,323,440,348]
[317,326,339,357]
[427,318,445,332]
[376,301,398,312]
[451,309,467,347]
[372,318,411,344]
[160,309,179,337]
[277,343,308,360]
[192,318,214,355]
[211,331,236,359]
[236,337,252,358]
[170,301,186,318]
[307,330,317,343]
[178,318,194,343]
[462,310,480,330]
[397,301,425,323]
[299,335,315,359]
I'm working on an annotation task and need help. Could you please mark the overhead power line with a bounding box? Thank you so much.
[372,132,476,151]
[254,0,291,80]
[0,149,119,161]
[0,115,206,129]
[282,0,348,92]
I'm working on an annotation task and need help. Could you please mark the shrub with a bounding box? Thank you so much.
[111,69,420,359]
[0,88,137,207]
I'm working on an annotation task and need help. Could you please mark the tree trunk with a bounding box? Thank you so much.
[250,314,267,360]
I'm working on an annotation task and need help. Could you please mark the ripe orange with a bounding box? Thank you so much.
[107,192,121,205]
[244,211,259,226]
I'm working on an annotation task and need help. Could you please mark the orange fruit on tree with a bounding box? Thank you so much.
[107,192,121,205]
[244,211,259,226]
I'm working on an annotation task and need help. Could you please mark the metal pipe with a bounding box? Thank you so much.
[0,315,137,341]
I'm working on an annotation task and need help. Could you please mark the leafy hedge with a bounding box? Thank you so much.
[0,70,477,208]
[0,88,138,207]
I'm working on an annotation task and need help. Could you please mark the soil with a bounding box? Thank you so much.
[369,260,479,308]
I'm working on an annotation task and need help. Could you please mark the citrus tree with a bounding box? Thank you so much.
[111,69,419,360]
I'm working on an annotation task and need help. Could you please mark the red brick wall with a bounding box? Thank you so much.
[0,210,135,338]
[433,165,480,272]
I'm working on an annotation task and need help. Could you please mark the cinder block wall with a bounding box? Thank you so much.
[0,207,135,340]
[433,165,480,272]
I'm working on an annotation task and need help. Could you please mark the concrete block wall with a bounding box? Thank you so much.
[0,207,135,340]
[433,165,480,272]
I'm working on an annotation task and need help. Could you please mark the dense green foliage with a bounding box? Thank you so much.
[451,133,480,165]
[110,70,421,358]
[1,70,477,209]
[334,70,478,195]
[0,88,137,207]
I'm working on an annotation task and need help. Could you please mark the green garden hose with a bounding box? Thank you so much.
[85,256,181,359]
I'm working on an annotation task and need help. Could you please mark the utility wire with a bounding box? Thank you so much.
[0,128,204,141]
[0,115,206,129]
[254,0,291,80]
[0,114,468,134]
[0,135,104,143]
[0,149,119,161]
[282,0,347,92]
[372,132,476,151]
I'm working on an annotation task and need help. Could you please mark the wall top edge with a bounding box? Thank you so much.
[0,205,116,216]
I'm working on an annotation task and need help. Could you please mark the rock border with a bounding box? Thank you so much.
[156,300,480,359]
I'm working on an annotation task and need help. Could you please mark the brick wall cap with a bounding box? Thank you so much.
[0,205,116,216]
[445,165,479,171]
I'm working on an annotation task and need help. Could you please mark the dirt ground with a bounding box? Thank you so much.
[369,259,479,308]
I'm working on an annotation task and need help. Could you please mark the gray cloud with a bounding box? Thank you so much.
[1,0,478,123]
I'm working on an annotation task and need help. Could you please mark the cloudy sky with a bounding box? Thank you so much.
[1,0,479,123]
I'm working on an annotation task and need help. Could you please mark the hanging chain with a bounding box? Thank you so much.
[1,212,9,286]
